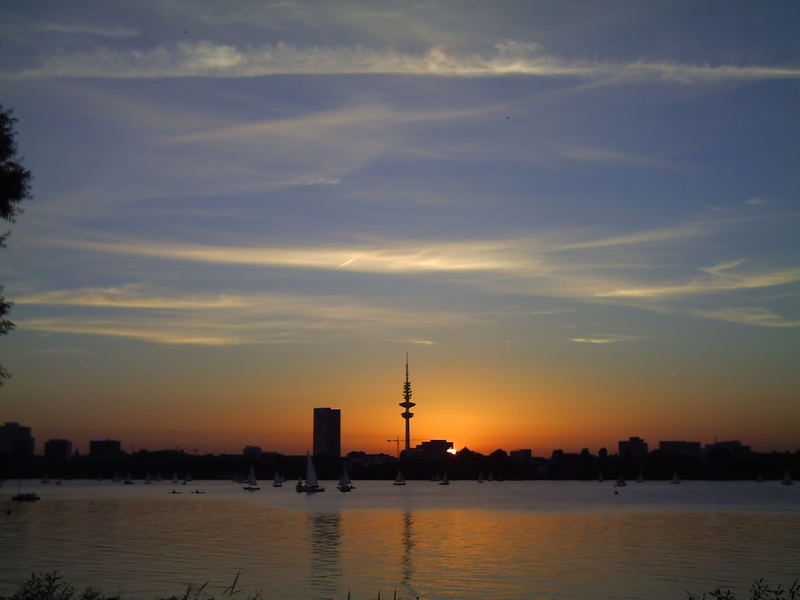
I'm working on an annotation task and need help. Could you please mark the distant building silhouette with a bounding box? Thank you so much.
[44,438,73,461]
[243,445,262,458]
[407,439,453,460]
[510,449,532,465]
[706,440,752,459]
[313,407,341,458]
[659,440,702,458]
[399,354,415,453]
[0,422,34,457]
[90,439,122,460]
[619,436,648,460]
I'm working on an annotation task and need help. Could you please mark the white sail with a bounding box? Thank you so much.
[671,470,681,484]
[782,469,793,485]
[394,469,406,485]
[247,465,258,486]
[306,454,319,487]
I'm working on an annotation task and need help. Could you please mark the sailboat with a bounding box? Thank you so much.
[272,472,283,488]
[487,472,495,482]
[393,469,406,486]
[781,469,793,486]
[337,466,355,492]
[12,480,40,502]
[295,454,325,493]
[439,472,450,485]
[477,471,485,483]
[143,473,152,484]
[636,471,645,483]
[172,472,178,483]
[597,472,604,483]
[41,474,51,484]
[123,471,135,485]
[670,470,681,484]
[757,473,764,483]
[243,465,260,491]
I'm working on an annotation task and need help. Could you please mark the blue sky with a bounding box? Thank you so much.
[1,1,798,454]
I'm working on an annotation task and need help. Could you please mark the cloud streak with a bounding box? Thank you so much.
[691,307,800,328]
[569,334,641,344]
[12,41,800,82]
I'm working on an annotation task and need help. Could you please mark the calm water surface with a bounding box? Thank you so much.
[2,480,799,599]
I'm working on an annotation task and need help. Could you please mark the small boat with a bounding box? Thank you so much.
[439,472,450,485]
[155,473,163,482]
[477,471,485,483]
[636,471,644,483]
[486,473,495,482]
[13,492,40,502]
[757,473,764,483]
[123,471,135,485]
[172,472,178,484]
[272,473,283,488]
[597,472,604,483]
[243,466,260,491]
[295,454,325,493]
[615,475,626,487]
[112,472,121,483]
[782,469,793,486]
[143,473,152,485]
[168,489,181,494]
[393,469,406,486]
[671,470,681,484]
[337,466,355,492]
[40,474,51,484]
[192,489,205,494]
[12,481,40,501]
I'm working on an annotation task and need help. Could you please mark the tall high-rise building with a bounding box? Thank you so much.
[618,436,648,460]
[0,422,35,457]
[90,439,122,460]
[399,354,415,453]
[313,408,341,458]
[45,439,73,461]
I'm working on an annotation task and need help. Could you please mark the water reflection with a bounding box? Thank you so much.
[400,510,416,597]
[307,511,342,600]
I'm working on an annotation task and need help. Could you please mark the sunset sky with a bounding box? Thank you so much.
[1,1,798,456]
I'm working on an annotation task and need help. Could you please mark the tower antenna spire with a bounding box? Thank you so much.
[399,353,415,454]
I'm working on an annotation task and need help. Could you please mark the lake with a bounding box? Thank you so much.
[2,479,799,599]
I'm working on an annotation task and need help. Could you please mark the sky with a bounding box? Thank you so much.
[1,1,799,456]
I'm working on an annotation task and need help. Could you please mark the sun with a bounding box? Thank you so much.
[447,447,457,455]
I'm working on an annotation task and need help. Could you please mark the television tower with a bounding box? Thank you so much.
[399,353,415,453]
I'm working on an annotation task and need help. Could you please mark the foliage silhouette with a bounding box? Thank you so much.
[0,104,32,385]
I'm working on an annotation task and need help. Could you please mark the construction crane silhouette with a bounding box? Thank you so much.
[386,436,421,457]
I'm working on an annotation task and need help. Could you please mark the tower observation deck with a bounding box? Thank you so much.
[399,353,415,453]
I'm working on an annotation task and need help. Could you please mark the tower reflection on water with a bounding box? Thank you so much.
[307,512,342,599]
[305,509,417,599]
[401,510,416,597]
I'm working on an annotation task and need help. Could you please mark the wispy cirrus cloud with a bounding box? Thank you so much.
[596,262,800,299]
[15,284,249,309]
[11,40,800,82]
[47,237,543,274]
[38,22,139,39]
[14,284,471,346]
[569,334,641,344]
[690,307,800,328]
